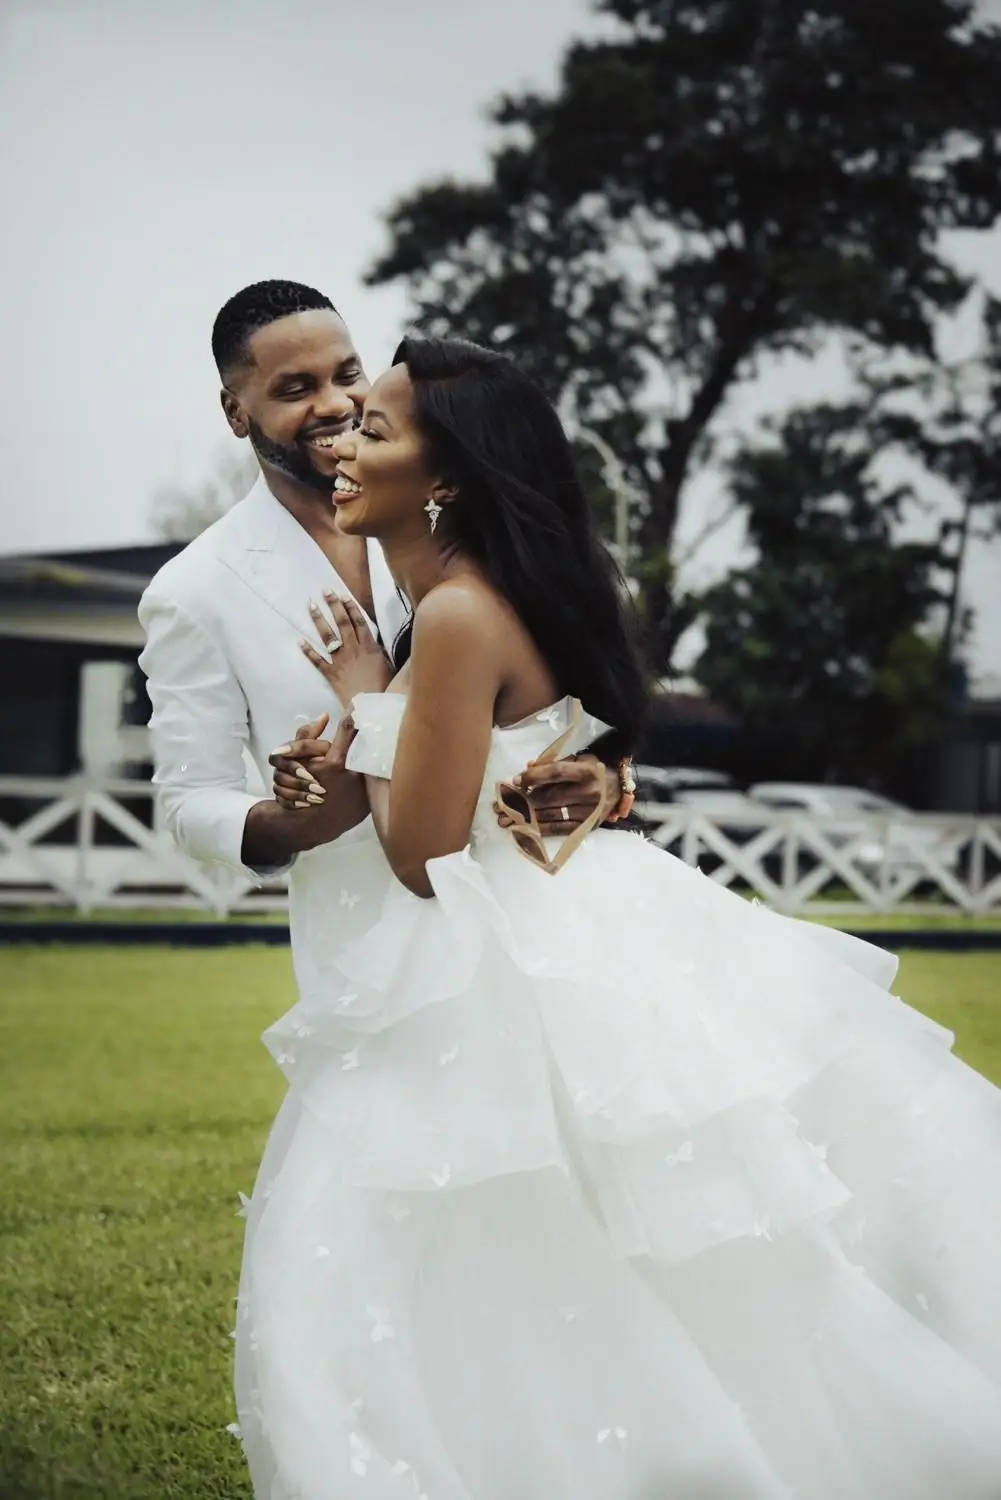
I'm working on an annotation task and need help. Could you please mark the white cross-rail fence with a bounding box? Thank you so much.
[0,774,999,919]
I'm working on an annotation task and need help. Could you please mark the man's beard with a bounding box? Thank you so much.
[247,417,332,495]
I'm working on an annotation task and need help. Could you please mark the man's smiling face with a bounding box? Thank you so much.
[222,308,369,494]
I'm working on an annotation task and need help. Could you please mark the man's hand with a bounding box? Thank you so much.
[270,713,358,811]
[240,713,367,867]
[495,754,619,837]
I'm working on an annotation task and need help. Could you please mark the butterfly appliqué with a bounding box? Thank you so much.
[367,1305,395,1342]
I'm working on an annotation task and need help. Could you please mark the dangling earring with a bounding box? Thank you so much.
[424,496,443,534]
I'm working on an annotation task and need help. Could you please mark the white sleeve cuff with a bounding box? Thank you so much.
[170,788,296,883]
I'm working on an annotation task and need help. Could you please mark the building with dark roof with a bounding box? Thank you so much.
[0,542,183,776]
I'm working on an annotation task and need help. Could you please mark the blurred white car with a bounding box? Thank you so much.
[632,766,767,832]
[747,782,962,875]
[633,765,735,800]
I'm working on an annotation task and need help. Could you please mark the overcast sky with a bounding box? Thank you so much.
[1,0,998,688]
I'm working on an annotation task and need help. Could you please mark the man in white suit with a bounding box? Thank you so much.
[139,280,611,992]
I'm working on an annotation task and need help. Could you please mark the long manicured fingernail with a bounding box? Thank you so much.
[306,794,324,805]
[293,800,309,809]
[274,744,292,755]
[294,766,313,782]
[308,783,325,796]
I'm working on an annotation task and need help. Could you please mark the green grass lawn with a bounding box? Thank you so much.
[1,944,999,1499]
[0,948,292,1500]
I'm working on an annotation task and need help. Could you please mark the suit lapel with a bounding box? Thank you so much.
[220,477,401,649]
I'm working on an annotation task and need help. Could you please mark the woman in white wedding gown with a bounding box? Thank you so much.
[234,336,1001,1500]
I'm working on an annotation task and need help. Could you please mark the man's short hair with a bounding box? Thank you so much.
[212,280,338,378]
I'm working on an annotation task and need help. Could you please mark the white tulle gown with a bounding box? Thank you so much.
[234,695,1001,1500]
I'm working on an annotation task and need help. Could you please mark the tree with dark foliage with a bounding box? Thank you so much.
[367,0,1001,667]
[696,400,953,784]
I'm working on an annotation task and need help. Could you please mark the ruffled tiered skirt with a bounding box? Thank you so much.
[235,827,1001,1499]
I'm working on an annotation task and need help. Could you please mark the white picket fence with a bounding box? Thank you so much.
[0,774,286,917]
[637,803,1001,917]
[0,774,999,918]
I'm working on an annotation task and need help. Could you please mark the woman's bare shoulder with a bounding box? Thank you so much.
[411,575,511,645]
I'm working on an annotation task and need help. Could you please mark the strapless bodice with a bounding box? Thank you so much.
[345,692,611,843]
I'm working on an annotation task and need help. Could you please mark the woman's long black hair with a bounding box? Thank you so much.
[391,336,647,760]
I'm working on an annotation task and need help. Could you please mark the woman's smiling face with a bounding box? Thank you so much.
[330,364,447,539]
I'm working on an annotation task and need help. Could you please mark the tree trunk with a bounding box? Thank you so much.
[638,285,779,664]
[940,488,976,661]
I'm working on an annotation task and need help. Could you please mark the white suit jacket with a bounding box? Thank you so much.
[138,477,409,970]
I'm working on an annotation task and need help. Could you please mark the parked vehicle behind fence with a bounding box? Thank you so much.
[747,782,962,876]
[632,769,964,885]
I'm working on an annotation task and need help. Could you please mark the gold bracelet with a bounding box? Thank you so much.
[608,758,636,823]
